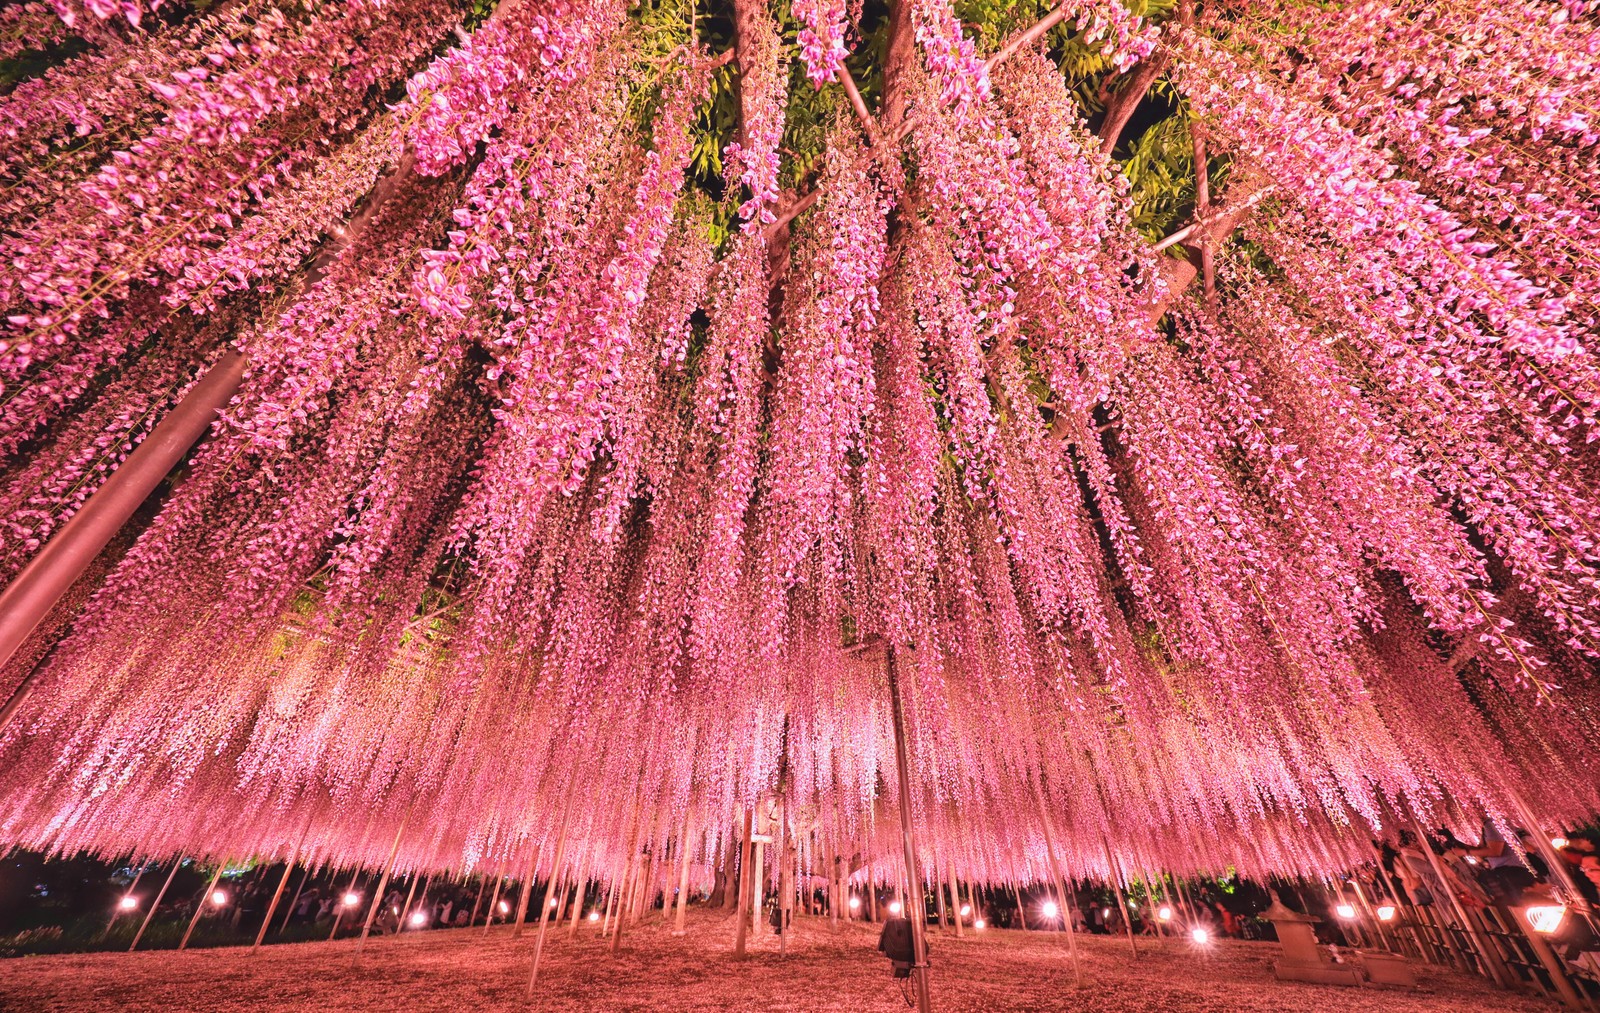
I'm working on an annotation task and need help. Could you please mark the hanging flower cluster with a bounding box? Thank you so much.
[0,0,1597,895]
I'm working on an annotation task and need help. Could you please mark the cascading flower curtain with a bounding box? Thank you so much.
[0,0,1596,887]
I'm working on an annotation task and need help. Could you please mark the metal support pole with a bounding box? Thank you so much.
[0,352,247,701]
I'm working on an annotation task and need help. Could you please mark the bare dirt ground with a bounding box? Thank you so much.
[0,909,1561,1012]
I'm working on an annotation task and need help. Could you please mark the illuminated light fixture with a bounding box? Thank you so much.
[588,911,600,922]
[342,891,361,907]
[1464,855,1479,866]
[1376,905,1396,922]
[1157,905,1173,921]
[410,909,429,927]
[959,904,972,917]
[848,896,861,911]
[1102,908,1111,918]
[210,889,229,906]
[1527,906,1567,934]
[498,900,510,914]
[549,896,559,907]
[1335,903,1357,920]
[1129,900,1138,908]
[889,901,904,916]
[974,919,986,930]
[1191,927,1210,944]
[1552,837,1570,849]
[1041,900,1059,919]
[118,895,139,911]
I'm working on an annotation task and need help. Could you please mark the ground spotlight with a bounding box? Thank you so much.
[118,895,139,911]
[1041,900,1059,919]
[210,889,228,906]
[1334,903,1357,919]
[1376,905,1396,922]
[1157,905,1173,921]
[1191,927,1210,944]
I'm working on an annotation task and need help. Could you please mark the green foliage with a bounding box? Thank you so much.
[1122,110,1196,242]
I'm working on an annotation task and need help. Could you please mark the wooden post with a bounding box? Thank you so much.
[734,808,754,958]
[1031,781,1083,985]
[512,845,541,938]
[130,856,185,952]
[1012,881,1029,931]
[179,861,226,950]
[253,860,296,951]
[947,855,964,938]
[600,874,619,937]
[329,870,360,940]
[357,812,409,954]
[483,874,506,935]
[674,809,694,935]
[397,873,421,932]
[1101,836,1139,958]
[277,866,311,936]
[104,863,148,941]
[1407,811,1514,988]
[569,852,591,938]
[887,643,933,1013]
[469,875,488,926]
[611,821,644,953]
[752,804,766,939]
[527,805,574,996]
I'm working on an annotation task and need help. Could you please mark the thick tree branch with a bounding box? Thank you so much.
[881,0,917,131]
[1096,52,1170,155]
[1144,183,1273,325]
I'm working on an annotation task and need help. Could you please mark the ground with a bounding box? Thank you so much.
[0,908,1561,1012]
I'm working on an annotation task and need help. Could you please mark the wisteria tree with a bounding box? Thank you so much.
[0,0,1597,893]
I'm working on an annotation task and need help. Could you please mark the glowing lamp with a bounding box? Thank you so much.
[410,910,429,927]
[1157,905,1173,921]
[889,901,904,916]
[1102,907,1111,918]
[549,896,559,907]
[1334,903,1357,920]
[118,895,139,911]
[1191,927,1210,944]
[588,911,600,922]
[342,891,361,907]
[1129,900,1138,908]
[959,904,972,917]
[974,919,986,929]
[1464,855,1479,866]
[848,896,861,911]
[498,900,511,914]
[1527,905,1567,934]
[210,889,229,906]
[1041,900,1059,919]
[1552,837,1570,849]
[1376,905,1397,922]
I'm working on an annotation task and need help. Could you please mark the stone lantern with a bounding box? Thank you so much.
[1264,891,1363,987]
